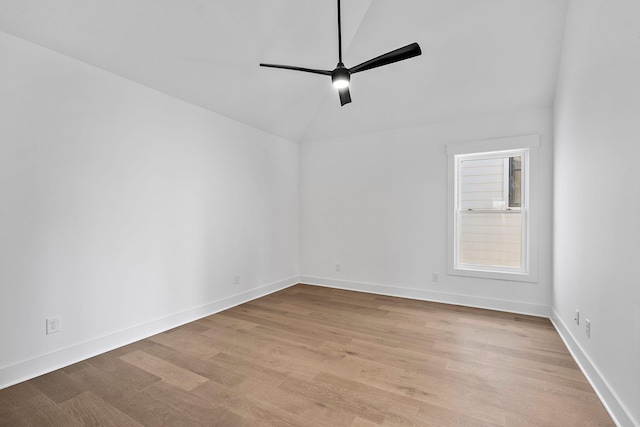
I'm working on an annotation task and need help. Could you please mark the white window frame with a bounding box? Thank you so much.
[447,135,539,283]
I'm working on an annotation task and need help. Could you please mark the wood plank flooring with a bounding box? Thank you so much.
[0,284,615,426]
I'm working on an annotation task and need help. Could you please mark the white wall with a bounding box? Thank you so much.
[0,32,299,387]
[553,1,640,425]
[300,108,553,316]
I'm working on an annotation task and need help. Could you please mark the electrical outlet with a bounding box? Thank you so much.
[46,317,60,335]
[432,272,439,282]
[574,309,580,325]
[335,263,341,272]
[586,319,591,338]
[233,274,240,285]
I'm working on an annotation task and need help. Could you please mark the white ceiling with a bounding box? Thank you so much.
[0,0,569,142]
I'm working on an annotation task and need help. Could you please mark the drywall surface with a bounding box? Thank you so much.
[553,0,640,425]
[0,32,299,385]
[299,108,553,316]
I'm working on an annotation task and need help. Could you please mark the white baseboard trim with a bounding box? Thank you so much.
[298,276,550,318]
[550,310,638,427]
[0,276,298,390]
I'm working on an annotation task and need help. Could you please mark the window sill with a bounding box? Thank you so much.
[448,266,538,283]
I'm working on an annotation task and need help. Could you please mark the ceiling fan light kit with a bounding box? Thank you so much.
[260,0,421,106]
[331,64,350,89]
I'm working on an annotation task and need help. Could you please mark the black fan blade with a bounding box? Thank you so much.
[349,42,421,74]
[338,86,351,106]
[259,63,332,76]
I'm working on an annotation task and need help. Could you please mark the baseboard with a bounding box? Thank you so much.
[298,275,550,318]
[0,276,298,390]
[550,310,638,427]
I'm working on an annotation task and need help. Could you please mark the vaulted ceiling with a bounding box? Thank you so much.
[0,0,568,142]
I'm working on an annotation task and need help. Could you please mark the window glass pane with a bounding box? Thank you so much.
[459,157,507,210]
[458,211,522,268]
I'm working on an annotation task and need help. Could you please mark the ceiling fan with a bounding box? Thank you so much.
[260,0,422,106]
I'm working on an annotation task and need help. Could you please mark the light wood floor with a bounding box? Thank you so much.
[0,284,614,426]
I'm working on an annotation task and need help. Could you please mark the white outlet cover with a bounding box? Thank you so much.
[46,317,60,335]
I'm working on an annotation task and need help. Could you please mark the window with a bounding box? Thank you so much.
[456,151,526,270]
[447,135,539,282]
